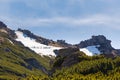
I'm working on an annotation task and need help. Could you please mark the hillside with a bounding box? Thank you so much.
[0,21,120,80]
[0,22,52,79]
[24,54,120,80]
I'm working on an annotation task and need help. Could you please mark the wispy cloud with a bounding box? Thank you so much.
[1,14,120,30]
[1,0,120,49]
[0,0,120,30]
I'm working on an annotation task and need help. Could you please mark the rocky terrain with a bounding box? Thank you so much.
[0,21,120,79]
[76,35,120,57]
[0,21,51,79]
[17,28,73,47]
[53,48,85,67]
[0,21,16,38]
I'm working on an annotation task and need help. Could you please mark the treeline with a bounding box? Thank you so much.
[25,56,120,80]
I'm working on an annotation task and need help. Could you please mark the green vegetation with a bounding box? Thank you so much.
[26,56,120,80]
[1,32,120,80]
[0,32,51,80]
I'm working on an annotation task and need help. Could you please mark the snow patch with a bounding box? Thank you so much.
[80,45,101,56]
[15,31,61,57]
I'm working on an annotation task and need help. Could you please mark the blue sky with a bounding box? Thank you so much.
[0,0,120,49]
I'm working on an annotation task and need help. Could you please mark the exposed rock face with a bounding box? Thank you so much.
[61,52,82,67]
[78,35,112,48]
[17,28,73,47]
[18,28,38,39]
[17,28,57,46]
[57,40,66,43]
[57,40,75,48]
[0,21,17,39]
[53,48,85,67]
[58,48,80,57]
[24,58,48,74]
[76,35,119,56]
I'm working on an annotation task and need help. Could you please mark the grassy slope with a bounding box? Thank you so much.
[0,32,51,80]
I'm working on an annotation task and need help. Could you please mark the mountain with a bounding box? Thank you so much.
[15,28,75,57]
[15,29,61,57]
[76,35,120,57]
[0,21,52,79]
[17,28,73,47]
[14,28,120,57]
[1,21,120,80]
[0,21,77,79]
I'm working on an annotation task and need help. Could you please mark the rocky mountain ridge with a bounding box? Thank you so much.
[1,21,120,79]
[17,28,73,47]
[0,21,120,57]
[0,21,52,79]
[0,21,16,38]
[76,35,120,57]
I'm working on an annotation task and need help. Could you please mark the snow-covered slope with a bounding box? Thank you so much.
[15,30,102,57]
[80,45,101,56]
[15,31,61,56]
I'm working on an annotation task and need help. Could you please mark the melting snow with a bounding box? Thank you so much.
[15,31,61,56]
[80,45,101,56]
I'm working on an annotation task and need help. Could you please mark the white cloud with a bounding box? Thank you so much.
[0,0,120,30]
[1,14,120,30]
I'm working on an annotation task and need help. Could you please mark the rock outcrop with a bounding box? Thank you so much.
[17,28,73,47]
[57,40,76,48]
[0,21,17,38]
[78,35,112,48]
[53,48,85,67]
[24,58,48,74]
[17,28,58,46]
[76,35,120,57]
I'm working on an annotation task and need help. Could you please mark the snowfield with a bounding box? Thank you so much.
[15,31,101,57]
[15,31,61,56]
[80,45,101,56]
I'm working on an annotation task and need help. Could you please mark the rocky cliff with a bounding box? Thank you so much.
[76,35,120,57]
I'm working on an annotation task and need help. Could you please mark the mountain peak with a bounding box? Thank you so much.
[0,21,16,39]
[76,35,120,57]
[78,35,112,49]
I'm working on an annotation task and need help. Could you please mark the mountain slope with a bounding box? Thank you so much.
[15,30,61,56]
[50,56,120,80]
[17,28,73,47]
[76,35,120,57]
[1,21,120,80]
[25,55,120,80]
[0,22,51,79]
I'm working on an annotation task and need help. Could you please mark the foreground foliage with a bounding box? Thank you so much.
[26,56,120,80]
